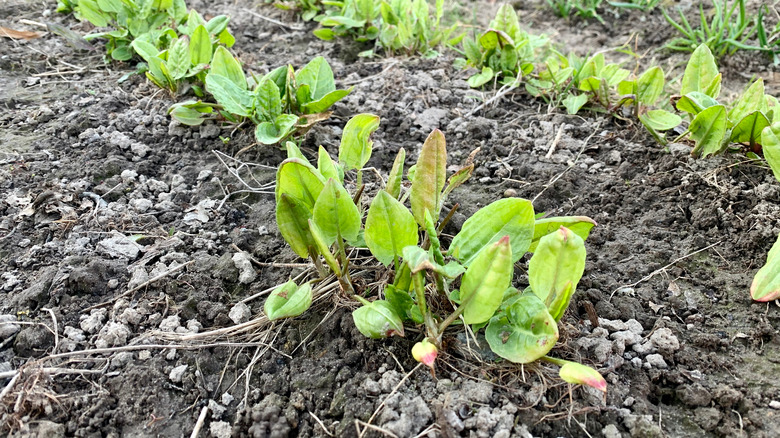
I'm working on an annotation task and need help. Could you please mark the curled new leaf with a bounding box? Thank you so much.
[352,300,405,338]
[558,361,607,392]
[485,294,559,363]
[459,235,512,324]
[386,148,406,199]
[312,178,361,244]
[681,44,720,98]
[449,198,535,266]
[529,216,596,253]
[528,227,586,322]
[410,129,447,226]
[264,280,313,320]
[760,123,780,182]
[275,158,325,209]
[339,114,381,171]
[276,194,315,258]
[365,191,418,266]
[751,233,780,302]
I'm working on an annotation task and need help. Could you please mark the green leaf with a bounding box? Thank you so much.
[761,123,780,182]
[384,285,422,323]
[751,233,780,302]
[205,15,230,35]
[563,94,588,115]
[528,216,596,253]
[677,91,720,116]
[730,111,770,145]
[728,79,765,125]
[468,67,494,88]
[365,191,418,266]
[489,4,521,41]
[485,294,558,363]
[77,0,109,27]
[459,236,513,325]
[296,56,337,102]
[265,280,313,320]
[301,88,352,114]
[312,178,361,244]
[313,28,335,40]
[352,300,404,338]
[639,110,682,132]
[338,114,381,172]
[255,114,298,145]
[410,129,447,226]
[276,194,315,258]
[558,361,607,392]
[168,100,214,126]
[254,77,283,121]
[275,158,325,209]
[442,161,474,200]
[130,39,161,64]
[321,16,366,28]
[210,46,246,90]
[317,146,342,183]
[681,44,720,98]
[636,66,664,106]
[189,25,211,66]
[690,104,727,158]
[167,37,189,80]
[218,28,235,47]
[528,227,586,322]
[450,198,535,266]
[205,73,252,117]
[386,148,406,199]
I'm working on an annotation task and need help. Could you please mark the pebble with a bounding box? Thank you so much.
[650,327,680,355]
[228,302,252,325]
[97,231,142,260]
[159,315,181,332]
[169,364,188,383]
[0,315,20,339]
[209,421,232,438]
[770,400,780,410]
[644,353,668,369]
[232,252,257,284]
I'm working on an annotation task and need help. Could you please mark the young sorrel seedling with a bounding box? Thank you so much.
[169,56,352,145]
[313,0,458,57]
[455,4,549,88]
[268,113,605,391]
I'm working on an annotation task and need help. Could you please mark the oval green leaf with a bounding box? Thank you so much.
[528,226,586,321]
[265,280,313,320]
[338,114,381,172]
[352,300,404,338]
[450,198,535,266]
[312,178,361,245]
[410,129,447,226]
[365,191,418,266]
[459,236,512,325]
[485,294,559,363]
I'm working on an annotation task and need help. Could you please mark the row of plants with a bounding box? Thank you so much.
[265,114,607,391]
[60,0,352,145]
[58,0,780,390]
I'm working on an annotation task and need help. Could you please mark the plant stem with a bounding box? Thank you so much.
[540,356,568,366]
[412,272,438,339]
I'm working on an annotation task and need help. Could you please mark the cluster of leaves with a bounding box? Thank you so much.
[313,0,458,57]
[63,0,350,146]
[270,0,324,22]
[266,114,606,391]
[456,5,550,88]
[662,0,760,59]
[546,0,605,24]
[169,56,352,145]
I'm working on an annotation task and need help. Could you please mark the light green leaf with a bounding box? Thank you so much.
[365,191,418,266]
[677,91,720,116]
[690,104,727,158]
[636,66,664,106]
[730,111,770,146]
[468,67,494,88]
[275,158,325,209]
[338,113,381,171]
[276,194,315,258]
[410,129,447,226]
[485,294,558,363]
[528,216,596,253]
[639,110,682,132]
[558,361,607,392]
[563,94,588,115]
[489,4,521,41]
[386,148,405,199]
[352,300,404,338]
[450,198,535,266]
[317,146,342,183]
[761,123,780,182]
[296,56,337,102]
[312,178,361,244]
[459,236,513,325]
[265,281,313,320]
[253,78,282,121]
[211,46,246,90]
[77,0,109,27]
[205,73,252,117]
[751,233,780,302]
[528,227,586,322]
[681,44,720,98]
[255,114,298,145]
[167,37,189,80]
[728,79,764,125]
[189,25,211,66]
[301,88,352,114]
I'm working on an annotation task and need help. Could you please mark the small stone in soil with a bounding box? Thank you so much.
[169,364,187,383]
